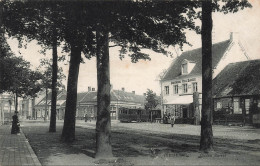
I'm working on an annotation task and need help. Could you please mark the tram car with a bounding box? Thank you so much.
[118,107,149,122]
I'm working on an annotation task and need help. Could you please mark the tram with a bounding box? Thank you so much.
[118,107,149,122]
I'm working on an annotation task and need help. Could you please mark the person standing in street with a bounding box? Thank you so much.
[84,113,88,122]
[170,114,175,127]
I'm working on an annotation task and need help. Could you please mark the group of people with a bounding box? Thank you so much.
[84,114,94,122]
[163,113,175,127]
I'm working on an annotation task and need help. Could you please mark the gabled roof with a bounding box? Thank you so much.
[213,60,260,98]
[58,94,66,100]
[77,92,89,102]
[60,92,89,106]
[36,90,65,106]
[80,91,97,103]
[162,40,231,81]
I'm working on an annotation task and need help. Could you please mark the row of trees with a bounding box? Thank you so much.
[1,0,251,158]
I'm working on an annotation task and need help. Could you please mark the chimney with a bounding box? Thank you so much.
[88,86,91,92]
[92,88,95,91]
[230,32,239,43]
[132,91,135,94]
[122,87,125,91]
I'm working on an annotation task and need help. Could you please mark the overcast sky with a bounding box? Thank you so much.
[7,0,260,95]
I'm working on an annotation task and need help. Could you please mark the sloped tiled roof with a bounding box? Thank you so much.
[36,90,65,106]
[58,94,67,100]
[213,60,260,98]
[162,40,231,81]
[79,90,145,104]
[80,91,97,103]
[60,92,88,106]
[111,90,145,103]
[43,89,146,107]
[77,92,88,102]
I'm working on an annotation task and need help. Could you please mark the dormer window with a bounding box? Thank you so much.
[182,63,188,74]
[181,59,195,75]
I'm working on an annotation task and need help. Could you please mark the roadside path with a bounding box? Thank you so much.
[0,124,41,166]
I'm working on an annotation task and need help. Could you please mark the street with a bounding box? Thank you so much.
[19,120,260,165]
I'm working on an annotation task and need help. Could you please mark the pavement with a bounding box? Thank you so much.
[0,124,41,166]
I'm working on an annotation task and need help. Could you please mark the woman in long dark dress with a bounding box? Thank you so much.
[11,111,20,134]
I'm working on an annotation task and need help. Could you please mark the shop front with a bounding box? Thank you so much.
[164,95,194,124]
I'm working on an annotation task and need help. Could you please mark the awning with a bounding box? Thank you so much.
[165,95,193,105]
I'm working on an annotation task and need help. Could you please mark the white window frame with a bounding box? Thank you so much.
[182,63,188,74]
[174,85,178,94]
[183,84,188,94]
[192,82,198,92]
[217,102,222,109]
[165,86,169,95]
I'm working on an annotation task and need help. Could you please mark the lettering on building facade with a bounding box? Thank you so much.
[171,78,196,84]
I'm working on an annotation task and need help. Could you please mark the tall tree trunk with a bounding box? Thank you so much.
[95,26,113,158]
[0,1,3,91]
[49,29,58,132]
[44,88,48,121]
[15,91,18,113]
[61,43,81,143]
[200,0,213,152]
[9,99,12,120]
[32,97,35,120]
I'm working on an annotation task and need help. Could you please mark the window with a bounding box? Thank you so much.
[192,82,198,92]
[165,86,169,95]
[217,102,222,109]
[245,99,250,114]
[182,63,188,74]
[174,85,178,94]
[183,84,188,93]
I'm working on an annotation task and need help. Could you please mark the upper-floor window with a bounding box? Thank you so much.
[174,85,178,94]
[182,84,188,94]
[182,63,188,74]
[192,82,198,92]
[165,86,169,95]
[217,102,222,109]
[181,59,196,75]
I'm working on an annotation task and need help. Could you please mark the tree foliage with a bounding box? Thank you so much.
[1,55,42,96]
[36,58,65,90]
[145,89,159,110]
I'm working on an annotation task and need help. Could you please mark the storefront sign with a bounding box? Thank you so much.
[171,78,196,84]
[182,78,196,83]
[171,80,181,84]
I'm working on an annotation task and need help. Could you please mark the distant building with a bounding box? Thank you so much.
[56,92,67,120]
[19,90,46,119]
[54,87,146,120]
[78,87,146,120]
[35,90,66,119]
[213,60,260,125]
[0,93,15,124]
[160,32,250,124]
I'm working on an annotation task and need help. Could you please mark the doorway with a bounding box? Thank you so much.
[183,107,188,118]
